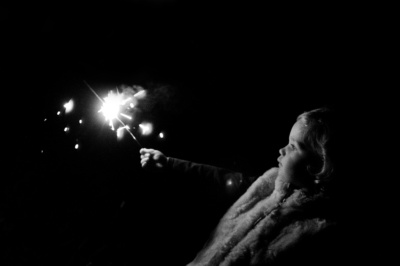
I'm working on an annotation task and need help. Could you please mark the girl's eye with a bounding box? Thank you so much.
[290,144,296,150]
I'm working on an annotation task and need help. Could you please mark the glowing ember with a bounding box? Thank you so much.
[139,123,153,136]
[133,90,146,99]
[117,125,130,140]
[64,99,74,113]
[120,113,132,120]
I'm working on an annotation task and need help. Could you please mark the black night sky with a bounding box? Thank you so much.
[1,1,385,265]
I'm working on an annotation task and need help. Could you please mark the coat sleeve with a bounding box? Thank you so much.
[166,157,256,200]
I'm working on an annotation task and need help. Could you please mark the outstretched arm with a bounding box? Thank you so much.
[139,148,254,199]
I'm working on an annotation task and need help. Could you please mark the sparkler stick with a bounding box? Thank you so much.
[83,80,143,148]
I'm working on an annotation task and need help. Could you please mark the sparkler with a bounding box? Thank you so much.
[84,80,143,148]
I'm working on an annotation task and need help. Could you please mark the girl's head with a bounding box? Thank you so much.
[277,107,338,191]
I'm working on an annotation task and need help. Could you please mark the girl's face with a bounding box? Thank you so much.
[277,119,313,188]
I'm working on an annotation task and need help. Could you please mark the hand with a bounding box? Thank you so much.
[139,148,168,171]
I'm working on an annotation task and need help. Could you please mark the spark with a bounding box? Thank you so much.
[139,122,153,136]
[133,90,146,99]
[120,113,132,120]
[64,99,74,113]
[159,132,164,138]
[117,125,129,140]
[122,97,132,105]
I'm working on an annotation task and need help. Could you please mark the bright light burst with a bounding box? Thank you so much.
[98,90,132,130]
[84,81,145,147]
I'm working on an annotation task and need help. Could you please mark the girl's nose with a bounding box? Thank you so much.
[279,147,285,156]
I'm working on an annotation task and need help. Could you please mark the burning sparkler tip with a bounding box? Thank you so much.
[86,81,145,148]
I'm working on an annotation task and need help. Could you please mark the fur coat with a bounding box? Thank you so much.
[167,158,339,266]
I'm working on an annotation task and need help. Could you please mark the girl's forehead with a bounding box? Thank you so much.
[289,120,307,140]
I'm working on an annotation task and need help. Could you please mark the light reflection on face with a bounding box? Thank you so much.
[277,119,313,188]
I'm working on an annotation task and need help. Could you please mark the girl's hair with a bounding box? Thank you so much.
[297,107,339,186]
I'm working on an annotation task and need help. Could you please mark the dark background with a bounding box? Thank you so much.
[1,1,386,265]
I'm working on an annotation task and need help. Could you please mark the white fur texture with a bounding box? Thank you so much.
[187,167,335,266]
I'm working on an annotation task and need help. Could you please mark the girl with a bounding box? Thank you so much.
[139,107,344,266]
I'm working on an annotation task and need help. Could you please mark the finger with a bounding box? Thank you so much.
[153,153,160,160]
[142,152,151,158]
[140,148,153,154]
